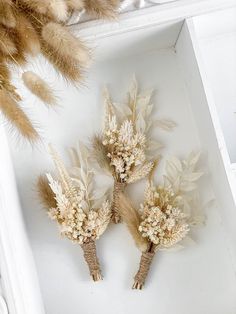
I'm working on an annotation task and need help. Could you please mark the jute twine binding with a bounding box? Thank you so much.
[133,251,155,290]
[81,241,102,281]
[111,181,126,224]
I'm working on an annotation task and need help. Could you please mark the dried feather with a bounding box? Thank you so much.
[37,174,57,209]
[119,193,148,252]
[22,71,56,105]
[0,88,39,141]
[0,0,16,28]
[42,22,90,67]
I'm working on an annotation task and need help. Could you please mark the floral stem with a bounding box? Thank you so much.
[111,181,126,223]
[81,241,102,281]
[132,248,155,290]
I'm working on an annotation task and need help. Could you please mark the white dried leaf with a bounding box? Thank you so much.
[136,112,146,133]
[127,161,154,184]
[183,172,203,182]
[137,89,153,111]
[129,74,138,100]
[147,140,163,151]
[154,119,177,131]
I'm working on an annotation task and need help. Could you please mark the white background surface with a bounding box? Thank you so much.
[6,15,236,314]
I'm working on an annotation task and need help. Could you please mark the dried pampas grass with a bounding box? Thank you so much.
[0,0,122,143]
[42,22,90,67]
[0,88,39,141]
[37,174,57,209]
[0,0,16,28]
[22,71,56,106]
[85,0,120,19]
[67,0,84,10]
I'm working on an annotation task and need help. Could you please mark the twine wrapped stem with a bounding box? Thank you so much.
[111,181,126,223]
[81,241,102,281]
[133,249,155,290]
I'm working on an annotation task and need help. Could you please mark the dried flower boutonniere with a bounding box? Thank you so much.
[37,144,111,281]
[92,76,176,223]
[119,152,204,289]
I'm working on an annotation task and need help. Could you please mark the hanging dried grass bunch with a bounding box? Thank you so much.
[0,0,120,142]
[37,144,111,281]
[119,152,204,289]
[92,76,176,223]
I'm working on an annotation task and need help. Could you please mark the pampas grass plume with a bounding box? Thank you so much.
[37,175,57,209]
[67,0,84,10]
[119,193,148,252]
[22,71,56,106]
[16,14,41,56]
[42,22,90,67]
[85,0,120,19]
[0,0,16,28]
[0,89,39,141]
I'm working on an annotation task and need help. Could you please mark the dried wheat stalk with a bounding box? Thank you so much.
[119,152,204,289]
[92,76,176,223]
[37,143,111,281]
[0,0,121,142]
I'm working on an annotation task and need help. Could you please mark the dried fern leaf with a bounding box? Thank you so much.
[0,88,39,141]
[22,71,56,105]
[119,193,148,252]
[126,161,154,184]
[84,0,119,19]
[42,22,90,67]
[37,174,57,209]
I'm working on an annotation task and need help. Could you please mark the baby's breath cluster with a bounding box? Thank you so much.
[46,145,111,245]
[102,117,148,183]
[138,184,189,248]
[47,174,111,245]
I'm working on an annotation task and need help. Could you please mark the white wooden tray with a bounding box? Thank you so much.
[0,2,236,314]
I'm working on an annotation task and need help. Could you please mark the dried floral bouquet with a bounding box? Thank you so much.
[93,77,176,223]
[119,152,204,289]
[0,0,120,141]
[37,144,111,281]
